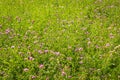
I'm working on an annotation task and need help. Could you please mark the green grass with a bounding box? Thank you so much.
[0,0,120,80]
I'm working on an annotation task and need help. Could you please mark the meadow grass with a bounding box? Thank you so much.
[0,0,120,80]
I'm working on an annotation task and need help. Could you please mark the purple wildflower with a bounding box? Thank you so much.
[39,64,44,69]
[5,29,10,34]
[31,75,36,79]
[28,56,34,61]
[44,50,49,53]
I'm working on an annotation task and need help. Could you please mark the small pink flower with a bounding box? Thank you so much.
[105,43,110,47]
[95,45,100,49]
[62,71,66,76]
[75,47,83,52]
[54,52,60,55]
[23,68,29,72]
[44,50,49,53]
[31,75,36,79]
[79,47,83,51]
[5,29,10,34]
[28,56,34,61]
[39,64,44,69]
[38,50,43,54]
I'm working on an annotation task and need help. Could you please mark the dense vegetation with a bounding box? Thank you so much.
[0,0,120,80]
